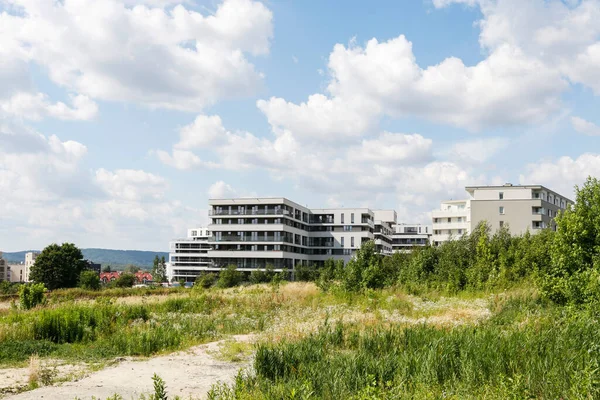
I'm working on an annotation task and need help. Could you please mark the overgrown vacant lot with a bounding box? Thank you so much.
[0,282,596,399]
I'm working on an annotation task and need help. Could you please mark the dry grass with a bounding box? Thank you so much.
[27,355,39,387]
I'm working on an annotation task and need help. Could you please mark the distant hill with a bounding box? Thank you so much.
[2,248,168,268]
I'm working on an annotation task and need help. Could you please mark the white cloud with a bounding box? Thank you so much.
[435,0,600,94]
[95,168,167,201]
[445,137,510,164]
[519,153,600,197]
[571,116,600,136]
[208,181,238,199]
[1,93,98,121]
[155,149,218,170]
[175,115,228,149]
[257,94,380,142]
[325,37,566,130]
[0,0,273,111]
[349,132,432,164]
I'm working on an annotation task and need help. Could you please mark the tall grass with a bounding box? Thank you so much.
[209,298,600,399]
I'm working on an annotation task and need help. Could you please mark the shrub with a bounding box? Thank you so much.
[249,269,268,284]
[19,283,46,310]
[114,273,136,288]
[79,270,100,290]
[295,264,318,282]
[196,273,216,289]
[217,265,242,288]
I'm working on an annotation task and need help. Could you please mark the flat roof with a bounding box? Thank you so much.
[465,184,573,202]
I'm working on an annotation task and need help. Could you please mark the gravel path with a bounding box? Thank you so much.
[3,335,254,400]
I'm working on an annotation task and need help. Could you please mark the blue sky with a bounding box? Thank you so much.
[1,0,599,251]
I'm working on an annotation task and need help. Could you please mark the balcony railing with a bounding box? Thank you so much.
[209,209,290,216]
[210,236,293,243]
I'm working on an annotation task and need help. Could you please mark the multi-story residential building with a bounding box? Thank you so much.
[392,224,432,252]
[432,184,573,245]
[373,210,397,255]
[207,198,388,273]
[167,227,212,282]
[431,200,471,245]
[0,252,8,282]
[9,251,39,283]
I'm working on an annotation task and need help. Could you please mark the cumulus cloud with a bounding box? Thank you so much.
[571,116,600,136]
[0,0,273,111]
[444,137,510,164]
[435,0,600,94]
[1,93,98,121]
[520,153,600,197]
[208,181,238,199]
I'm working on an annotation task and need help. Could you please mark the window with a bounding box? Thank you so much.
[344,225,352,231]
[499,221,504,228]
[351,237,355,247]
[341,213,345,224]
[341,237,345,247]
[434,218,439,223]
[351,213,355,224]
[191,230,197,236]
[499,192,504,200]
[448,218,452,223]
[499,206,505,215]
[419,226,421,233]
[458,229,463,235]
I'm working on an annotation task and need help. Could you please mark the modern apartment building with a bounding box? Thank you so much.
[392,224,432,252]
[431,200,471,245]
[207,198,388,272]
[9,251,39,283]
[373,210,397,255]
[0,252,8,282]
[167,227,212,282]
[432,184,573,245]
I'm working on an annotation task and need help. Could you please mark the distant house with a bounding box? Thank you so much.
[100,271,121,284]
[134,271,153,284]
[85,260,101,274]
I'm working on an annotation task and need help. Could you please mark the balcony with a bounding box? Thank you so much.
[209,209,290,216]
[210,236,293,243]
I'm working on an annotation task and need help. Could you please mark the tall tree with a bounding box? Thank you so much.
[30,243,87,290]
[152,256,167,282]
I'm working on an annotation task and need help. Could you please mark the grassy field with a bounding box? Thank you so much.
[0,282,597,399]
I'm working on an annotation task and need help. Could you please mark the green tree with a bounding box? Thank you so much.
[79,270,100,290]
[217,265,242,288]
[124,264,140,274]
[152,256,167,283]
[30,243,87,290]
[541,176,600,304]
[195,272,216,288]
[115,273,136,288]
[102,265,112,273]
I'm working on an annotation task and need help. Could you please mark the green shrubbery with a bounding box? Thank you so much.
[211,303,600,399]
[217,265,242,288]
[19,283,46,310]
[195,272,217,289]
[79,270,100,290]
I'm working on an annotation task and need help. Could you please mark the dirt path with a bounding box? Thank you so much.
[3,335,254,400]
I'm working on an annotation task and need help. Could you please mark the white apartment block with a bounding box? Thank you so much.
[167,228,212,282]
[373,210,397,255]
[392,224,432,252]
[431,200,471,245]
[9,251,39,283]
[432,184,574,245]
[207,198,388,272]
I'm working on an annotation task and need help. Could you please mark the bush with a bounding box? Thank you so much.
[217,265,242,288]
[295,264,318,282]
[19,283,46,310]
[249,269,268,284]
[79,270,100,290]
[196,273,217,289]
[114,273,136,288]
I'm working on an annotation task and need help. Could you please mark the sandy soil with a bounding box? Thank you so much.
[2,335,254,400]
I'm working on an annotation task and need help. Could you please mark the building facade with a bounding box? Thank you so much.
[392,224,432,252]
[373,210,397,255]
[206,198,389,273]
[0,252,8,282]
[432,184,573,245]
[167,227,213,282]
